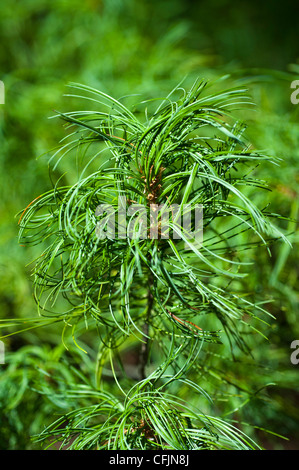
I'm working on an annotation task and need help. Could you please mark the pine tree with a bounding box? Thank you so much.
[16,79,288,449]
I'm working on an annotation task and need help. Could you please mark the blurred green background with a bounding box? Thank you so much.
[0,0,298,449]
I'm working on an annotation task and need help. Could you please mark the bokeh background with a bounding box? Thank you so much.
[0,0,298,449]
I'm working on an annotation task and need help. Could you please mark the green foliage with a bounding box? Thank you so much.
[8,79,287,449]
[0,0,298,451]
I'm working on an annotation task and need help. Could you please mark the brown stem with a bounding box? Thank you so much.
[139,166,163,379]
[139,270,154,380]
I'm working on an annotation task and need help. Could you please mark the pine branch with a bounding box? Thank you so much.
[9,78,290,450]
